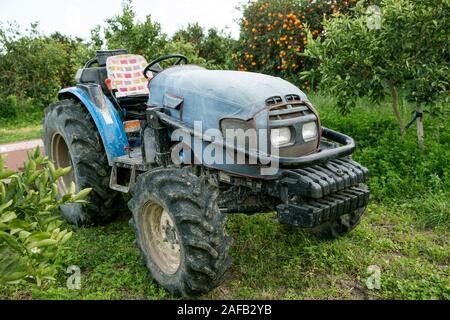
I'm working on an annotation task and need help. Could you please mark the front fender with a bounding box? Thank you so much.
[58,85,128,164]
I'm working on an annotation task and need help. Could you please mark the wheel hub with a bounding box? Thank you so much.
[50,133,75,195]
[142,203,181,275]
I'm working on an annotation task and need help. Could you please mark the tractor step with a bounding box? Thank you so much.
[281,158,369,199]
[109,163,137,193]
[109,148,149,193]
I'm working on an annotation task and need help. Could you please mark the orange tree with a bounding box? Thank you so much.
[234,0,360,89]
[302,0,449,146]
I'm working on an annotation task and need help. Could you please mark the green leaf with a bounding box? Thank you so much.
[0,211,16,223]
[68,181,76,195]
[33,147,41,159]
[33,239,58,248]
[0,182,6,202]
[73,188,92,201]
[0,256,27,283]
[26,171,41,185]
[48,161,56,181]
[60,231,72,245]
[0,200,13,213]
[0,231,23,253]
[55,167,72,180]
[0,169,15,180]
[26,231,52,244]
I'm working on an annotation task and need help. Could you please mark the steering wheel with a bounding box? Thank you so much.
[143,54,189,79]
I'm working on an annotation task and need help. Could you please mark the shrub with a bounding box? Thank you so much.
[0,149,91,286]
[173,23,236,69]
[0,95,41,120]
[93,0,167,59]
[312,93,450,210]
[0,24,91,120]
[161,40,208,68]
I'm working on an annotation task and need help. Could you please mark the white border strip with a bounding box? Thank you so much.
[0,139,43,154]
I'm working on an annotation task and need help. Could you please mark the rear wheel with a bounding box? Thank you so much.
[128,167,232,297]
[43,99,123,225]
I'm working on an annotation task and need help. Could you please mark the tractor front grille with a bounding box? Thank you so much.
[266,94,319,157]
[268,94,315,125]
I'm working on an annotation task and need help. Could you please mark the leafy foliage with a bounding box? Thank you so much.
[173,23,236,69]
[302,0,449,122]
[0,23,91,107]
[0,0,238,124]
[0,95,36,120]
[312,94,450,213]
[160,40,208,67]
[0,149,91,286]
[234,0,364,88]
[93,0,167,59]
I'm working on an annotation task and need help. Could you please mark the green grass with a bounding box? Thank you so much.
[0,202,448,300]
[0,126,42,144]
[0,94,448,300]
[0,112,43,144]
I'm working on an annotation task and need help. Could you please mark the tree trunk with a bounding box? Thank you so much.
[390,85,405,137]
[416,104,424,149]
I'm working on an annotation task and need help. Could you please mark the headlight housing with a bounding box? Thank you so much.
[302,122,318,142]
[220,118,256,150]
[271,127,292,147]
[220,118,253,134]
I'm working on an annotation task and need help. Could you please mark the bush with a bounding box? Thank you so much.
[93,0,167,59]
[312,93,450,211]
[173,23,236,69]
[161,40,208,68]
[0,24,92,120]
[0,149,91,286]
[0,95,42,120]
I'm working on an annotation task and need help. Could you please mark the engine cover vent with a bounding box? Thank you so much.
[266,96,283,106]
[285,94,301,102]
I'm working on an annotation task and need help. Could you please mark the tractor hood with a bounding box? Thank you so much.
[148,65,308,130]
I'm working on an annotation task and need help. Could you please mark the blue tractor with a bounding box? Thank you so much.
[43,50,369,297]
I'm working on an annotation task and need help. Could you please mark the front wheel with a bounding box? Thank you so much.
[128,167,232,297]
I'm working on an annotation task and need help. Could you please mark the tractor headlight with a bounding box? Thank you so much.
[302,122,318,142]
[271,127,292,147]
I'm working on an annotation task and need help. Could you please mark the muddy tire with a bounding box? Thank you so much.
[308,206,367,239]
[43,99,123,225]
[128,167,232,297]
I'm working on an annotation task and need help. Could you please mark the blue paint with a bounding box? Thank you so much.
[59,87,128,164]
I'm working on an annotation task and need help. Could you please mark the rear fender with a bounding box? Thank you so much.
[58,85,128,164]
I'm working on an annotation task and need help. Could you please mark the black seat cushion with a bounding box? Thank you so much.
[76,67,110,95]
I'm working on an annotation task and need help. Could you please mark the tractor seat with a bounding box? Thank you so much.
[106,54,150,99]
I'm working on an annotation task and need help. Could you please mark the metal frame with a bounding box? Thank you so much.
[155,110,356,170]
